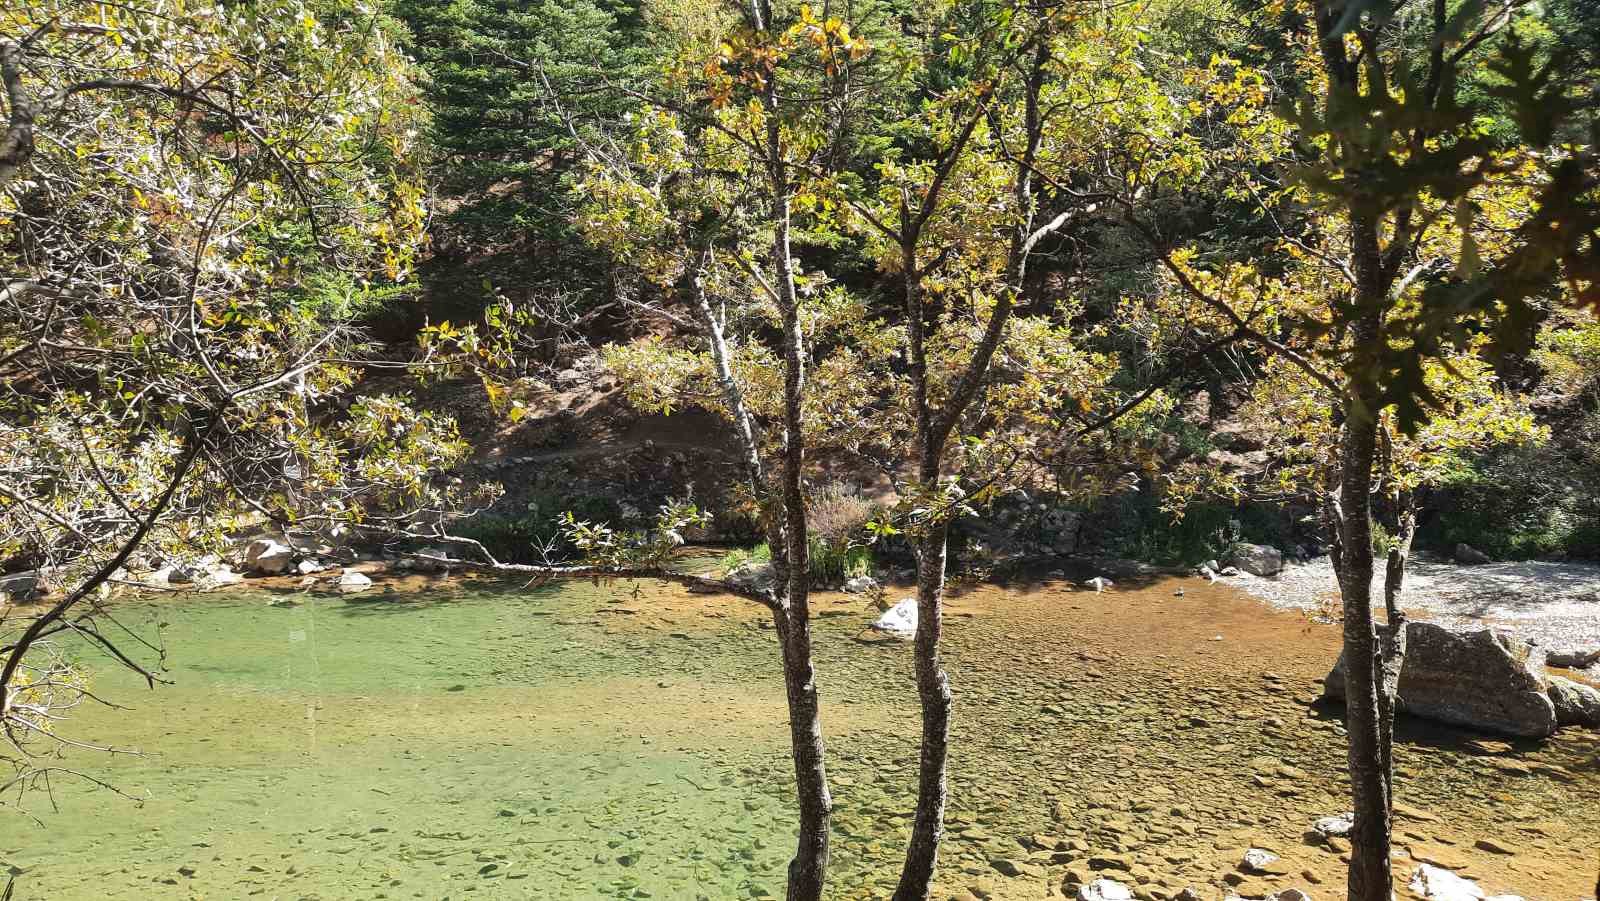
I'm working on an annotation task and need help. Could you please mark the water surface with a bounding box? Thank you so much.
[2,569,1595,900]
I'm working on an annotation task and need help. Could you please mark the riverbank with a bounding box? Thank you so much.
[1222,555,1600,654]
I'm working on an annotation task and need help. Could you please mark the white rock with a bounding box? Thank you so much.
[207,565,244,586]
[1240,847,1280,873]
[1078,878,1134,901]
[297,559,328,575]
[871,597,917,638]
[338,571,373,594]
[1409,864,1486,900]
[245,538,294,575]
[1313,813,1354,838]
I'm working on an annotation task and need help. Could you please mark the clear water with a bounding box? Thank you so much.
[2,570,1595,900]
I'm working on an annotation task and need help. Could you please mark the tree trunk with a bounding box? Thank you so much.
[1336,406,1392,901]
[892,526,952,901]
[775,606,832,901]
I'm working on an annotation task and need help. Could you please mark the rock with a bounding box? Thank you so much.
[1077,879,1134,901]
[207,564,245,586]
[1547,675,1600,728]
[1240,848,1286,875]
[1312,813,1353,839]
[411,546,455,573]
[1324,622,1558,738]
[724,561,775,592]
[1407,863,1527,901]
[1269,892,1313,901]
[871,598,917,639]
[245,538,294,575]
[1454,543,1493,565]
[297,559,329,575]
[0,570,48,602]
[338,571,373,594]
[989,858,1030,878]
[1083,577,1114,592]
[1228,543,1283,577]
[841,575,879,595]
[1545,647,1600,669]
[1408,863,1483,900]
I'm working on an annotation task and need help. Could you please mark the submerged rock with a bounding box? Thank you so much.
[870,598,917,639]
[1228,543,1283,577]
[338,571,374,594]
[1324,622,1558,737]
[1312,813,1353,839]
[1077,878,1133,901]
[1547,676,1600,728]
[1408,863,1525,900]
[723,562,775,592]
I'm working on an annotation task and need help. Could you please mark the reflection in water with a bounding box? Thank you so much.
[1,569,1595,900]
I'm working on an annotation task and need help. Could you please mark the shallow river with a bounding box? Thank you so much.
[2,565,1596,900]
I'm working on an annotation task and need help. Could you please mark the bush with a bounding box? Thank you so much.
[1423,413,1600,561]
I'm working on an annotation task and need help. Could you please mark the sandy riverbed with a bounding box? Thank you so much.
[1223,555,1600,653]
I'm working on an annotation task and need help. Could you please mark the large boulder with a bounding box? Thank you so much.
[244,538,294,575]
[1324,622,1557,738]
[1228,543,1284,577]
[1454,543,1493,565]
[1547,676,1600,728]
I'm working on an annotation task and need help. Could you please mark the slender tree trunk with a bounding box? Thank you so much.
[1336,416,1392,901]
[774,604,831,901]
[892,526,952,900]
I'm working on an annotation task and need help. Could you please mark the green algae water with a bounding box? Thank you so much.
[2,572,1597,900]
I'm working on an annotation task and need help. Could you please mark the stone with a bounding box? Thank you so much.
[1547,676,1600,728]
[1454,543,1493,565]
[245,538,294,575]
[1545,647,1600,669]
[207,564,244,586]
[1408,863,1485,900]
[0,570,48,602]
[1324,622,1558,738]
[1312,814,1353,840]
[1078,879,1134,901]
[1228,543,1283,577]
[1239,848,1287,875]
[870,597,918,638]
[338,571,373,594]
[297,559,329,575]
[724,561,775,592]
[841,575,880,595]
[1269,892,1313,901]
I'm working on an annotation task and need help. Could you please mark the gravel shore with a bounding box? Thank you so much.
[1223,555,1600,653]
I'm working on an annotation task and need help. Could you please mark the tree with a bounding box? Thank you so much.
[0,0,471,811]
[1126,2,1599,897]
